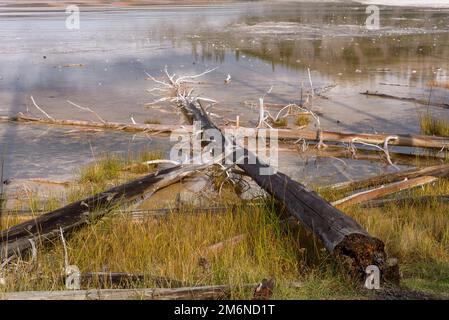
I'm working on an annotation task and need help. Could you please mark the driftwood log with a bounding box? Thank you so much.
[2,113,449,150]
[361,194,449,208]
[330,163,449,192]
[179,99,398,283]
[332,176,438,207]
[0,164,208,262]
[1,284,252,300]
[0,113,178,134]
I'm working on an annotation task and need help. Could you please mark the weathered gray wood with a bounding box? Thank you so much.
[0,164,208,263]
[330,163,449,192]
[332,176,438,207]
[0,113,179,134]
[180,100,396,281]
[361,195,449,208]
[1,284,251,300]
[3,113,449,150]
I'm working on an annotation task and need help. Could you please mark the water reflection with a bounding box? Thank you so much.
[0,1,448,183]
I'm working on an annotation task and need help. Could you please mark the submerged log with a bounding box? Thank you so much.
[180,99,398,283]
[332,176,438,207]
[2,113,449,150]
[0,113,179,134]
[273,128,449,149]
[360,90,449,109]
[0,164,209,263]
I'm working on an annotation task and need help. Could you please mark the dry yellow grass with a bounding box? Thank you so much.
[419,112,449,137]
[427,80,449,90]
[1,155,448,298]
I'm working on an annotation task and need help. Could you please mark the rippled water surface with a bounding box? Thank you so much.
[1,1,448,183]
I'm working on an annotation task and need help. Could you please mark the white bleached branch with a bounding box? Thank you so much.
[66,100,106,124]
[30,96,54,120]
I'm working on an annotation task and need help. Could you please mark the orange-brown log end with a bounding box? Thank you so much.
[333,233,400,286]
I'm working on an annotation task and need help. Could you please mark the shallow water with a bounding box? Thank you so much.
[0,1,448,184]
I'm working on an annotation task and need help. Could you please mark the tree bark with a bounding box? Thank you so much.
[180,100,398,282]
[0,164,208,263]
[330,163,449,192]
[2,113,449,149]
[332,176,437,207]
[1,284,252,300]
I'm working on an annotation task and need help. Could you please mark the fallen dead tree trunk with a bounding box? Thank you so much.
[0,113,179,134]
[180,99,398,282]
[360,90,449,109]
[332,176,438,207]
[299,145,444,167]
[0,164,209,263]
[2,113,449,150]
[361,194,449,208]
[272,128,449,149]
[1,284,253,300]
[330,163,449,192]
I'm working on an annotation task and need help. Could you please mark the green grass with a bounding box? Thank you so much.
[419,112,449,137]
[79,155,123,185]
[295,115,311,127]
[1,156,448,299]
[272,118,288,128]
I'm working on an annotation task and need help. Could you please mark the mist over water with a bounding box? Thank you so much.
[0,1,448,182]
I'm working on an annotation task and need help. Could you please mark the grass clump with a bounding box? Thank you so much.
[419,112,449,137]
[144,118,161,125]
[272,118,288,128]
[295,115,311,127]
[79,155,123,185]
[127,149,164,174]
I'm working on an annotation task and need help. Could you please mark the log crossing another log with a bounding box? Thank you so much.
[179,99,397,282]
[2,113,449,150]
